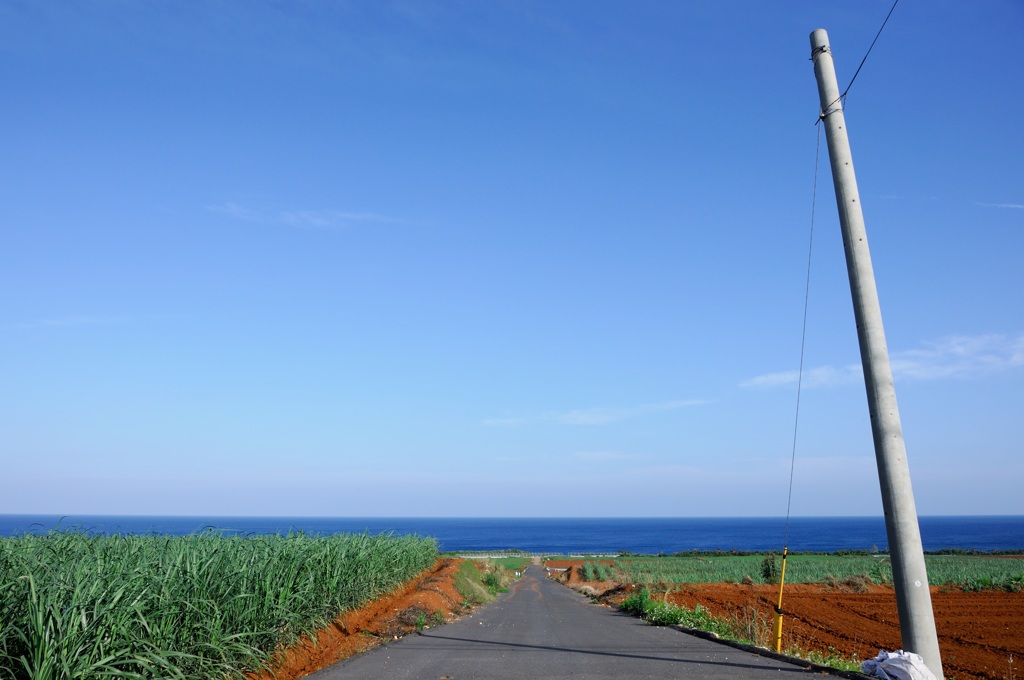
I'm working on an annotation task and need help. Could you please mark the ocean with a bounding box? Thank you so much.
[2,515,1022,554]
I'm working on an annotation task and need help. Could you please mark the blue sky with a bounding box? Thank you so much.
[2,1,1021,517]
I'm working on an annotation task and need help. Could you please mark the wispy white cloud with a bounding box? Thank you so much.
[209,202,400,230]
[741,333,1024,389]
[890,334,1024,380]
[740,365,862,389]
[975,202,1024,210]
[483,399,706,427]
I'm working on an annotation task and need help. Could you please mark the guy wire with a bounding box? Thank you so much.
[800,0,899,516]
[816,0,900,121]
[783,121,821,548]
[774,111,823,656]
[778,8,892,647]
[842,0,900,102]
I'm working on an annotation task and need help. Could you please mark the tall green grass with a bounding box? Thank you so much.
[0,530,437,679]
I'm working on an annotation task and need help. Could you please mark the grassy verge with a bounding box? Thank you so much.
[453,559,522,607]
[617,587,861,672]
[454,560,494,606]
[1,530,437,679]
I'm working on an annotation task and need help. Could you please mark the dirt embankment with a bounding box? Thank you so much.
[555,562,1023,680]
[247,558,469,680]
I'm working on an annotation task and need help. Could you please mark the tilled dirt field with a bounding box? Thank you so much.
[556,561,1022,680]
[657,583,1021,680]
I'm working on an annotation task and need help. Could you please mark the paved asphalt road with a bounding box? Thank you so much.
[310,565,844,680]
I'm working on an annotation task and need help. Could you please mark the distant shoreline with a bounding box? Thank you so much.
[4,515,1023,553]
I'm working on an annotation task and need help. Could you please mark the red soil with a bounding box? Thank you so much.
[659,583,1022,680]
[553,561,1022,680]
[545,559,615,570]
[246,558,468,680]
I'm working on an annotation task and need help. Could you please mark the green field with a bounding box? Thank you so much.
[614,553,1024,590]
[486,556,530,572]
[0,530,437,679]
[580,561,615,581]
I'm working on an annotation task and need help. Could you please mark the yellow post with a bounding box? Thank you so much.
[772,547,789,652]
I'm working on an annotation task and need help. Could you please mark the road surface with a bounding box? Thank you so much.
[310,565,848,679]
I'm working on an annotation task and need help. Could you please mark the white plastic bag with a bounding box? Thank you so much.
[861,650,937,680]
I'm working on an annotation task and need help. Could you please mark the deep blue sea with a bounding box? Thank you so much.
[2,515,1022,553]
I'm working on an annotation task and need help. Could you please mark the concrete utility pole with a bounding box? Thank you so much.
[809,29,944,680]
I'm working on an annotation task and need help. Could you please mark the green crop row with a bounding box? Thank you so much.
[614,554,1024,590]
[0,530,438,679]
[581,561,614,581]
